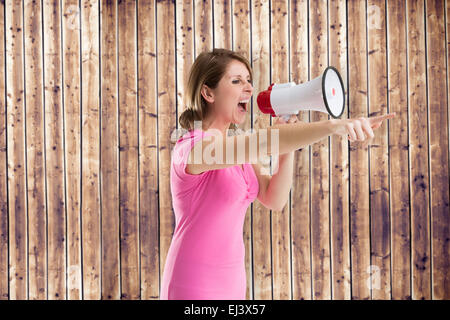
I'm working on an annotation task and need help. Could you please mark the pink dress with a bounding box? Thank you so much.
[160,129,259,300]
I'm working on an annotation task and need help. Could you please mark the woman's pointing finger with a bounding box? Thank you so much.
[369,112,396,124]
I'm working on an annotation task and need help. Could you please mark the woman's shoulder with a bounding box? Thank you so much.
[171,129,213,167]
[174,129,206,143]
[173,129,217,152]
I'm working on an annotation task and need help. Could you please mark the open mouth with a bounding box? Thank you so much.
[237,101,248,113]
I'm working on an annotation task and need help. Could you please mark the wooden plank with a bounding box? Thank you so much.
[7,0,28,300]
[137,0,159,300]
[448,0,450,226]
[81,0,101,300]
[194,0,212,54]
[446,0,450,296]
[406,0,431,300]
[289,0,311,300]
[348,0,371,300]
[0,0,8,300]
[386,0,411,300]
[62,0,82,300]
[251,0,272,300]
[118,0,139,300]
[329,0,351,300]
[270,0,291,300]
[6,0,29,300]
[43,0,66,300]
[232,0,253,301]
[213,0,232,49]
[309,0,331,300]
[448,0,450,228]
[100,0,120,300]
[24,0,47,300]
[367,0,391,300]
[157,0,177,296]
[288,0,312,300]
[425,0,450,300]
[176,0,195,116]
[3,0,450,302]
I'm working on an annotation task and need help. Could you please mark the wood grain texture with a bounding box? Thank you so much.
[233,0,253,301]
[118,0,139,300]
[63,0,83,301]
[348,0,371,300]
[367,0,391,300]
[446,0,450,301]
[43,0,67,300]
[137,0,159,301]
[0,0,8,301]
[329,0,350,300]
[290,0,311,300]
[406,0,431,300]
[157,0,176,300]
[214,0,232,49]
[251,0,272,300]
[100,0,120,300]
[0,0,448,300]
[309,0,331,300]
[24,0,47,300]
[6,0,28,300]
[271,0,291,301]
[195,0,212,54]
[425,0,450,300]
[81,0,101,300]
[387,0,411,300]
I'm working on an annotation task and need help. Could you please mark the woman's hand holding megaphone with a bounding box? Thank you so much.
[330,112,396,146]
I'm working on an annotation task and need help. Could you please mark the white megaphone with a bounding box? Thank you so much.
[257,66,345,121]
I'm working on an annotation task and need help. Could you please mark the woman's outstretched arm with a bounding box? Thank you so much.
[186,120,333,175]
[186,113,396,175]
[266,119,334,155]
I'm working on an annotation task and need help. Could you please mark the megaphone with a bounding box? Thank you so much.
[257,66,345,121]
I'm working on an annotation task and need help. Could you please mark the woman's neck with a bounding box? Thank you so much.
[201,116,230,138]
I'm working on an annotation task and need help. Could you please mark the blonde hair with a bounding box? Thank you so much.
[179,48,253,132]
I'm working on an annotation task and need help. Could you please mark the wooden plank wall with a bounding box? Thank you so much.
[0,0,448,300]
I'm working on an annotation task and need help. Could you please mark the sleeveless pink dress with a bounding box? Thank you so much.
[160,129,259,300]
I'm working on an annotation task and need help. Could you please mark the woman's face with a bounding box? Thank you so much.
[202,60,253,126]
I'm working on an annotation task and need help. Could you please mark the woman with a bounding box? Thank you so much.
[160,48,395,300]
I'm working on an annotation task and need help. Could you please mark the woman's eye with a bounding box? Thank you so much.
[232,79,252,85]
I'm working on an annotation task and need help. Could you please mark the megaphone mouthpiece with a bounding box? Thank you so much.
[256,83,276,116]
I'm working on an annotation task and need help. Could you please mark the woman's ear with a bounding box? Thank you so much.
[201,84,215,104]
